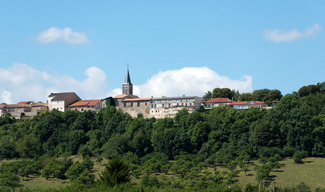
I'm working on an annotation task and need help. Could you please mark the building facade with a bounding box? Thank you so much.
[150,96,202,118]
[203,98,232,109]
[228,101,268,110]
[68,99,102,112]
[48,92,81,112]
[114,69,202,118]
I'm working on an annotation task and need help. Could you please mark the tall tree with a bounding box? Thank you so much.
[212,88,233,99]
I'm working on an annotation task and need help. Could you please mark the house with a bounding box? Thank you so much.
[4,101,48,119]
[204,98,232,109]
[228,101,269,110]
[31,102,48,115]
[6,103,32,119]
[68,99,102,112]
[119,97,152,118]
[0,105,7,117]
[150,96,202,118]
[48,92,81,112]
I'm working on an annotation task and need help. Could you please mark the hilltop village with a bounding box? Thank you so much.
[0,69,270,119]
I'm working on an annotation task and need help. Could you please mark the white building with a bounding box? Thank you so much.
[48,92,81,112]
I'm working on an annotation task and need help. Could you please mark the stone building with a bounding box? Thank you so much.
[150,96,202,118]
[114,69,202,118]
[68,99,102,112]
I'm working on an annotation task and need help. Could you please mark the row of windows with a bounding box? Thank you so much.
[151,103,192,109]
[153,99,194,103]
[123,102,148,108]
[121,101,194,108]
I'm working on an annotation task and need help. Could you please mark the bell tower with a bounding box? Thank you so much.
[122,67,133,95]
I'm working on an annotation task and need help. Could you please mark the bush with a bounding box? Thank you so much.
[140,175,160,187]
[293,151,308,164]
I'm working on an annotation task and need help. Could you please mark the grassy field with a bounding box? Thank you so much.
[11,157,325,191]
[235,157,325,191]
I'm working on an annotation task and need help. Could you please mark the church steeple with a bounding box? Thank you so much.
[122,67,133,95]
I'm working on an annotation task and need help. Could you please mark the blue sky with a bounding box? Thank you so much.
[0,1,324,103]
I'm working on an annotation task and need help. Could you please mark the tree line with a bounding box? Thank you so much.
[0,82,324,191]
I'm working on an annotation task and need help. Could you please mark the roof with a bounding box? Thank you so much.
[113,95,139,99]
[228,101,268,106]
[152,96,199,100]
[88,99,101,106]
[6,104,31,108]
[49,92,80,101]
[0,105,6,109]
[123,98,151,102]
[17,101,32,105]
[32,103,48,107]
[70,100,91,107]
[124,68,132,85]
[69,99,101,107]
[205,98,232,103]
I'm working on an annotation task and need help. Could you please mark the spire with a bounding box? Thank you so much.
[124,66,132,85]
[122,66,133,95]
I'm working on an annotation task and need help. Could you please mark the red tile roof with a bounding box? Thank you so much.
[17,101,32,105]
[88,99,101,106]
[205,98,232,103]
[0,105,6,109]
[6,104,31,108]
[113,95,128,99]
[228,101,267,106]
[69,99,101,107]
[69,100,91,107]
[113,95,139,99]
[123,98,151,102]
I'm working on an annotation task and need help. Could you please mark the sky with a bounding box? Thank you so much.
[0,1,324,103]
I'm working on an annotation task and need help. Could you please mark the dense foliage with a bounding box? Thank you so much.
[0,83,325,191]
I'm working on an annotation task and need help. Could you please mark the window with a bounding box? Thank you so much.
[137,102,140,107]
[162,104,164,108]
[177,103,179,107]
[169,103,171,108]
[145,102,147,106]
[182,103,184,106]
[154,104,157,108]
[124,102,126,107]
[151,104,153,109]
[131,102,133,107]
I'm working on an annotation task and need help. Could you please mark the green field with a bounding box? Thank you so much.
[235,157,325,191]
[14,157,325,191]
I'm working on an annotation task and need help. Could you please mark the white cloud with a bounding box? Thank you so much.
[36,27,90,44]
[0,64,253,104]
[264,24,322,43]
[134,67,253,98]
[0,63,107,104]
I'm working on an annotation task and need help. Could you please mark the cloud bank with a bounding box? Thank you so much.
[35,27,90,44]
[110,67,253,98]
[264,24,321,43]
[0,64,253,104]
[0,64,107,103]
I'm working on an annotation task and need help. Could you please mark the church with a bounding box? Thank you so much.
[113,68,202,118]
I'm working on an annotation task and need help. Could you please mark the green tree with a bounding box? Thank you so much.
[98,156,131,187]
[212,88,233,99]
[298,85,320,97]
[238,93,252,101]
[15,134,41,158]
[202,91,212,101]
[0,172,20,189]
[293,151,308,164]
